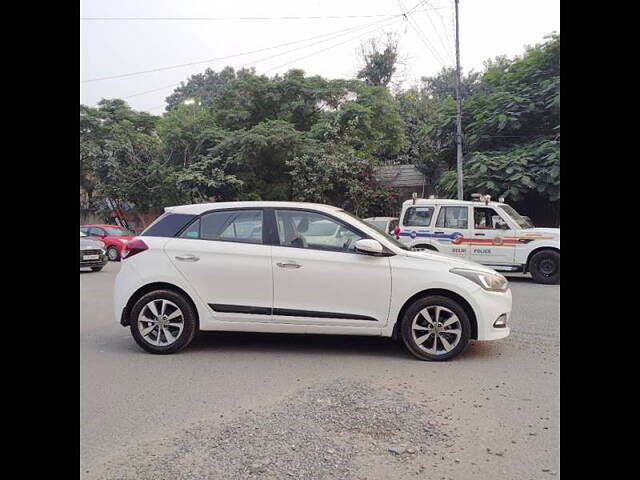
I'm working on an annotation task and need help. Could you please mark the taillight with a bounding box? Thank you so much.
[121,239,148,260]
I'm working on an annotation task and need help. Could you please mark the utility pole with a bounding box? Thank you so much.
[454,0,464,200]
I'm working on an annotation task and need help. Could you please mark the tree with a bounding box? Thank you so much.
[165,66,238,110]
[357,34,400,87]
[419,34,560,209]
[209,119,313,200]
[157,103,227,167]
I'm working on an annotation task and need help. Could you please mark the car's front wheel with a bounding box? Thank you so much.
[129,290,197,354]
[400,295,471,361]
[529,250,560,284]
[107,246,120,262]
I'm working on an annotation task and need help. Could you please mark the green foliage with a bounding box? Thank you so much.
[357,34,399,87]
[417,34,560,203]
[80,34,559,222]
[173,155,243,203]
[165,66,238,110]
[210,119,313,200]
[157,103,227,166]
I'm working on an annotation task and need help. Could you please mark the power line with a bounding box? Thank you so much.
[120,16,399,100]
[263,17,404,74]
[80,14,397,21]
[420,2,454,63]
[397,0,447,67]
[81,15,399,83]
[132,16,402,109]
[135,17,404,113]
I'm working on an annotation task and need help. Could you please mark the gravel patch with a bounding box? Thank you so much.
[94,379,452,479]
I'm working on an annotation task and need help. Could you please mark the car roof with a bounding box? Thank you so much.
[165,201,343,215]
[402,198,504,207]
[81,224,122,228]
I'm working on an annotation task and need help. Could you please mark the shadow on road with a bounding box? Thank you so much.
[188,331,409,359]
[107,331,501,362]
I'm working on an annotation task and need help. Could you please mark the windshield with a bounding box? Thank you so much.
[105,227,134,236]
[366,220,388,230]
[499,204,534,229]
[339,210,410,251]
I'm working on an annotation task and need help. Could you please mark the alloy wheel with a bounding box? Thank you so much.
[137,299,184,346]
[411,305,462,355]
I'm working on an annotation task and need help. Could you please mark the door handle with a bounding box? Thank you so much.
[434,231,444,234]
[474,233,485,236]
[276,262,302,269]
[175,254,200,262]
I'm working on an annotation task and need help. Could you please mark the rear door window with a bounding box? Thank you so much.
[200,210,264,244]
[141,213,197,237]
[435,206,469,229]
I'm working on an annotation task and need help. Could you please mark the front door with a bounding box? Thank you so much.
[432,205,471,259]
[468,206,516,265]
[270,209,392,327]
[163,208,274,322]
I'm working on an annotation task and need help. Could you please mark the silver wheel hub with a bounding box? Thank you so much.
[411,305,462,355]
[137,299,184,347]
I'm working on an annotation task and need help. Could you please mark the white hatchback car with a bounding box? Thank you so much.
[114,202,512,360]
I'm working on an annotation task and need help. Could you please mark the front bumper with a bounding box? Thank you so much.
[469,287,512,341]
[80,253,107,268]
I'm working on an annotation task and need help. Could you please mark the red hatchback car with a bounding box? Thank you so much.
[80,224,135,261]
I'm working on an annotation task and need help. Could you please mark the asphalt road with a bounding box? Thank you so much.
[80,262,559,480]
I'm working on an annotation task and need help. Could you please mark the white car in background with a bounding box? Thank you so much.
[397,197,560,284]
[363,217,399,236]
[114,202,511,360]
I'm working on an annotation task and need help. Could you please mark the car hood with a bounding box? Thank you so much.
[400,249,499,275]
[80,238,104,249]
[518,227,560,240]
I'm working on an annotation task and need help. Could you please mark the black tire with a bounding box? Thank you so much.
[400,295,471,361]
[129,289,197,354]
[90,266,103,272]
[107,246,120,262]
[529,250,560,284]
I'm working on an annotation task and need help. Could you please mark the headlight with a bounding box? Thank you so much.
[450,268,509,292]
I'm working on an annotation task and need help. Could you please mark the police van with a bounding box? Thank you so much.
[396,195,560,284]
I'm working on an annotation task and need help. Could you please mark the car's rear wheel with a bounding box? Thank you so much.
[400,295,471,361]
[129,290,197,354]
[529,250,560,284]
[107,246,120,262]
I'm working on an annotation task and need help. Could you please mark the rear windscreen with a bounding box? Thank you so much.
[140,213,198,238]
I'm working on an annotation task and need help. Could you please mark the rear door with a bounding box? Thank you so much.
[432,205,471,259]
[163,208,274,322]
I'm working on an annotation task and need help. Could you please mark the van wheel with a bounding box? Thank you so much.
[129,290,197,354]
[401,295,471,361]
[529,250,560,284]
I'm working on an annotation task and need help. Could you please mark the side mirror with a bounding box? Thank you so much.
[354,239,384,256]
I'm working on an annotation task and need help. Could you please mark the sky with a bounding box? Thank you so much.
[80,0,560,114]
